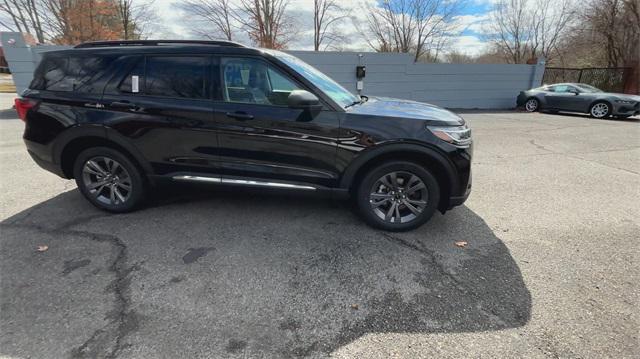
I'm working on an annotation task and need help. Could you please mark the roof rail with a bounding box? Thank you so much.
[74,40,246,48]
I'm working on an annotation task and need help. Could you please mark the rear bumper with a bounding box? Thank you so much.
[25,139,66,178]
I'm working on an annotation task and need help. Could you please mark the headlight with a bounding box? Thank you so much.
[615,100,636,104]
[428,125,472,148]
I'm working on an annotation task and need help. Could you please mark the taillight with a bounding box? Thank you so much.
[14,98,38,122]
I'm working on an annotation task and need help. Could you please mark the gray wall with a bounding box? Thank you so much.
[1,32,545,109]
[1,32,67,95]
[289,50,545,109]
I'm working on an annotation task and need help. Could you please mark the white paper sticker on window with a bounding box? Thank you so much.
[132,75,139,93]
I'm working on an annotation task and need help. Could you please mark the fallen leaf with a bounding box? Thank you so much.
[351,304,359,310]
[36,245,48,252]
[454,241,467,248]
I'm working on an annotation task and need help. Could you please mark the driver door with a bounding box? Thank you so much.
[211,56,342,187]
[546,85,584,111]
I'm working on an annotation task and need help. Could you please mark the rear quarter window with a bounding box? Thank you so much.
[30,55,114,93]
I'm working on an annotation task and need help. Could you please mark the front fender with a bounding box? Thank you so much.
[339,142,458,191]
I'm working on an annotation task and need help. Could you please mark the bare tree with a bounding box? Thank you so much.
[180,0,236,41]
[42,0,123,44]
[0,0,47,42]
[581,0,640,67]
[488,0,530,64]
[115,0,156,40]
[363,0,463,62]
[489,0,576,64]
[445,50,476,63]
[529,0,574,60]
[236,0,295,48]
[313,0,347,51]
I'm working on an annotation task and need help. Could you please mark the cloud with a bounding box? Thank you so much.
[453,14,490,34]
[449,35,490,56]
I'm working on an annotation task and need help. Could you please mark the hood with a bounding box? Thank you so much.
[347,97,465,126]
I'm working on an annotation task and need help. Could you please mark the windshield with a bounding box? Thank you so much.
[265,50,360,108]
[575,84,603,93]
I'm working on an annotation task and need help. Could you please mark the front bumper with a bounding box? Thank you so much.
[612,102,640,116]
[449,168,471,209]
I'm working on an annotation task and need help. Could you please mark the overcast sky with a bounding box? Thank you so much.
[150,0,496,56]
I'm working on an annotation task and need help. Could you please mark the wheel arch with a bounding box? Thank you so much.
[589,98,613,109]
[55,126,153,179]
[340,143,458,211]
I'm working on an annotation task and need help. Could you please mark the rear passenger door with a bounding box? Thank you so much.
[102,55,217,175]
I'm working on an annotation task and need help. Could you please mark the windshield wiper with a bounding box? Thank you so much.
[345,96,368,109]
[344,100,362,109]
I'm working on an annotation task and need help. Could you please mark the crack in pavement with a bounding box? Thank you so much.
[2,215,138,359]
[380,233,461,289]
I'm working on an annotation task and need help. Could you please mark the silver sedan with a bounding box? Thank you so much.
[517,83,640,119]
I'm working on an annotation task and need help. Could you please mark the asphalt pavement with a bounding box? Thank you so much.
[1,93,638,358]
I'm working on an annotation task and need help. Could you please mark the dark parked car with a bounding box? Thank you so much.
[517,83,640,118]
[15,40,472,231]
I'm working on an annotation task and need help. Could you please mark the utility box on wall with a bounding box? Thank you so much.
[356,65,366,79]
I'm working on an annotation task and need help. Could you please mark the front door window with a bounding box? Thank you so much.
[221,58,303,106]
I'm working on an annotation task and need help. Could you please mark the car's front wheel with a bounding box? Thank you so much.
[356,161,440,231]
[589,101,611,119]
[73,147,147,213]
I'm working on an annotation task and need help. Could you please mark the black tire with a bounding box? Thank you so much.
[355,161,440,232]
[524,98,539,112]
[589,101,611,119]
[73,147,146,213]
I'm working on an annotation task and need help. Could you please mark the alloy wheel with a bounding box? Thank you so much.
[591,103,609,118]
[525,99,538,112]
[82,156,133,206]
[369,171,428,224]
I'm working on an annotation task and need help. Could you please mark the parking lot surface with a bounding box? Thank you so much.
[1,93,638,358]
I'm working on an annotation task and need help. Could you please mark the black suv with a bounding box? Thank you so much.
[16,40,472,231]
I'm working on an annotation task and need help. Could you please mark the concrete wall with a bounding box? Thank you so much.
[1,32,545,109]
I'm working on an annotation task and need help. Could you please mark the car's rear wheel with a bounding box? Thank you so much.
[73,147,146,212]
[590,101,611,118]
[356,161,440,231]
[525,98,539,112]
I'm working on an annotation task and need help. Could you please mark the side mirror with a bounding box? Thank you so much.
[288,90,322,110]
[570,89,580,95]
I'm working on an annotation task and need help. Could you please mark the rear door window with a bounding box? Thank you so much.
[144,56,208,99]
[118,58,145,94]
